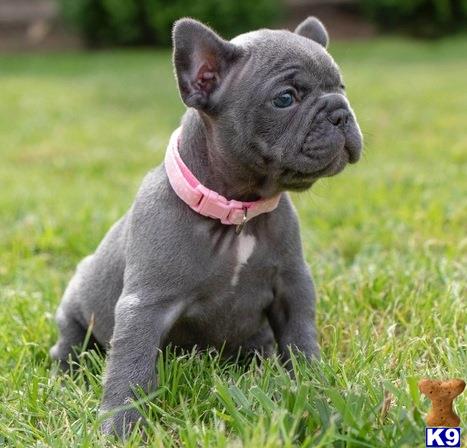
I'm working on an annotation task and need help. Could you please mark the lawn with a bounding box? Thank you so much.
[0,37,466,447]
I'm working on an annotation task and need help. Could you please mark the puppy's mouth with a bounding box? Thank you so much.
[280,145,350,191]
[308,147,349,176]
[253,105,362,194]
[279,111,362,191]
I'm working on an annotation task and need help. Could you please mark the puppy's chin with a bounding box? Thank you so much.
[318,147,350,177]
[280,180,316,192]
[279,148,349,192]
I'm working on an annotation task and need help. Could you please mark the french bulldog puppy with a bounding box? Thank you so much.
[50,16,362,437]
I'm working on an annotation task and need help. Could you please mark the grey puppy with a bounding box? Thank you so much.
[51,16,362,437]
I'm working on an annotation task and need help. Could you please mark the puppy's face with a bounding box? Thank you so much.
[173,17,363,196]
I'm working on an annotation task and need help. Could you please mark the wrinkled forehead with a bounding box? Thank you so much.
[231,29,341,86]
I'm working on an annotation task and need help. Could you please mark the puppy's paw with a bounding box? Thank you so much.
[49,345,71,372]
[100,407,142,438]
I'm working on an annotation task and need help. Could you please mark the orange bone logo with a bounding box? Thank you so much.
[418,379,465,427]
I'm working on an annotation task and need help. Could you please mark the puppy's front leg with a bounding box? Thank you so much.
[268,263,320,365]
[100,292,182,437]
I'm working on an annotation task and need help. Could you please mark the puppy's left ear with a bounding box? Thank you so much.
[294,17,329,48]
[172,18,243,111]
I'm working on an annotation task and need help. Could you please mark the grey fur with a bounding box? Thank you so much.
[50,16,362,437]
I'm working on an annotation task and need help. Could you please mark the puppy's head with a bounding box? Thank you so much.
[172,17,363,197]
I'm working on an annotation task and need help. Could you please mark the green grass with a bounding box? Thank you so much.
[0,37,466,447]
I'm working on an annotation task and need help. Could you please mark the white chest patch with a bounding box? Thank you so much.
[231,233,256,286]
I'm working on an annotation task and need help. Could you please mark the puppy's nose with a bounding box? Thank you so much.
[327,109,350,127]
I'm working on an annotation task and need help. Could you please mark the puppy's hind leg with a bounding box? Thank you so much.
[50,254,103,371]
[50,307,88,372]
[236,323,276,365]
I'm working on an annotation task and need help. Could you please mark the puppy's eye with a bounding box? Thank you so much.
[273,91,295,108]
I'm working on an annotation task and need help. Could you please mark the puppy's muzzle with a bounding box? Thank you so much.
[327,108,350,128]
[309,93,362,164]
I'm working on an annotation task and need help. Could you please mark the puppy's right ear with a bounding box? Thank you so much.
[172,18,242,111]
[294,17,329,48]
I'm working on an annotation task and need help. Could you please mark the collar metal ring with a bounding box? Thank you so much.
[235,208,248,235]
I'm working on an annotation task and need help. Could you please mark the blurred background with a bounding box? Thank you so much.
[1,0,466,51]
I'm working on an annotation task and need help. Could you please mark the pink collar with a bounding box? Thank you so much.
[164,127,281,231]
